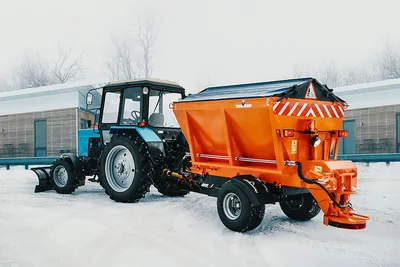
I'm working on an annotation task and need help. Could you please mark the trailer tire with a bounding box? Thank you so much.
[279,193,321,221]
[99,134,152,203]
[50,158,76,194]
[217,180,265,232]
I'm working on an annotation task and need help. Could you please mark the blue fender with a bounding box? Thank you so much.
[109,126,165,158]
[109,126,162,142]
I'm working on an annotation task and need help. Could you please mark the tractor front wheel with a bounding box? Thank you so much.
[50,158,76,194]
[217,180,265,232]
[279,193,321,221]
[100,134,153,203]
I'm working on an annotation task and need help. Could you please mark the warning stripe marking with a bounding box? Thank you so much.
[323,104,332,118]
[315,104,324,117]
[278,102,290,115]
[297,103,308,116]
[273,101,344,118]
[330,105,339,118]
[287,102,299,116]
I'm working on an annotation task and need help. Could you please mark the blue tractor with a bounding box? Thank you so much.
[32,79,190,202]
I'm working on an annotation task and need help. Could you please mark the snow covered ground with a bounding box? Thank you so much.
[0,163,399,267]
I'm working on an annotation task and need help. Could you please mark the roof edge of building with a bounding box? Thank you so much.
[0,79,108,101]
[334,78,400,93]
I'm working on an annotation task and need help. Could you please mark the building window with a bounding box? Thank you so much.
[80,118,88,129]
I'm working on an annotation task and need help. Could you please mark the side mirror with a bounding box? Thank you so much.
[86,92,93,105]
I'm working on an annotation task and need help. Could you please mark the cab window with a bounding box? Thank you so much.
[121,87,142,125]
[149,90,181,128]
[102,91,121,124]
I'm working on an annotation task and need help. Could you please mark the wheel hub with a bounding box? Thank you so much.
[115,160,130,181]
[223,192,242,220]
[286,195,304,211]
[53,166,68,187]
[105,145,136,192]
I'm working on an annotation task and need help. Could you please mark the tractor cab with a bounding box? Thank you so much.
[87,78,186,147]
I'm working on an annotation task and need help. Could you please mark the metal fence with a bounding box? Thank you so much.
[1,153,400,171]
[0,157,57,170]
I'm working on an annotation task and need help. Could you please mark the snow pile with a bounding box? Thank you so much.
[0,163,399,267]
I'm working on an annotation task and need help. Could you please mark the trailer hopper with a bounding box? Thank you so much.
[172,77,369,229]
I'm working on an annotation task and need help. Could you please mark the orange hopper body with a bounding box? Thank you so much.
[172,78,369,229]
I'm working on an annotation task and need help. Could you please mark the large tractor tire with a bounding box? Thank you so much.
[99,134,153,203]
[50,158,77,194]
[217,180,265,232]
[279,193,321,221]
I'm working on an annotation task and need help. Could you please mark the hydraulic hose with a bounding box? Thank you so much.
[294,161,353,210]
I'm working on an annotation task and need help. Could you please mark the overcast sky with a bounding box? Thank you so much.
[1,0,399,93]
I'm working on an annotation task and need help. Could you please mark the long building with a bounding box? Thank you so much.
[335,78,400,154]
[0,81,104,157]
[0,78,399,158]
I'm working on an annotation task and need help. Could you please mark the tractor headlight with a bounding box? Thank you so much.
[310,135,321,147]
[143,87,149,95]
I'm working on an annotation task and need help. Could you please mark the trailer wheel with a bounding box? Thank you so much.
[99,134,152,203]
[50,158,76,194]
[279,193,321,221]
[217,181,265,232]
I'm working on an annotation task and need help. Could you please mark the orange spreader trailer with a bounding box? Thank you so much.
[172,77,369,230]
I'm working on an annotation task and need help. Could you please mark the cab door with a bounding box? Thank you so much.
[99,90,122,145]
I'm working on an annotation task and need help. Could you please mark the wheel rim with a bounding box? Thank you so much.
[53,166,68,187]
[223,192,242,220]
[105,145,136,193]
[286,195,304,211]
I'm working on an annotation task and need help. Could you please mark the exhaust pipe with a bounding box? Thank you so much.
[31,167,53,193]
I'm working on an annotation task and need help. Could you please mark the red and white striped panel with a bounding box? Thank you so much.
[273,101,344,118]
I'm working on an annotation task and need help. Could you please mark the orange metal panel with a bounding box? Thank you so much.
[173,96,344,183]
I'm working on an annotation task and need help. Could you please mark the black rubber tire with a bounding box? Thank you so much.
[279,193,321,221]
[155,183,190,197]
[50,158,76,194]
[217,180,265,232]
[153,171,189,197]
[99,133,153,203]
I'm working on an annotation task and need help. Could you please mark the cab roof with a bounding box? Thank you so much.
[104,78,184,92]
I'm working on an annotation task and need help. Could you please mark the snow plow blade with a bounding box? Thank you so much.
[31,167,53,193]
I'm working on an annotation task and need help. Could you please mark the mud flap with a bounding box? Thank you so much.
[31,167,53,193]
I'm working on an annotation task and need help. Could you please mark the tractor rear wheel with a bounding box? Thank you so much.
[99,134,152,203]
[50,158,76,194]
[279,193,321,221]
[217,180,265,232]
